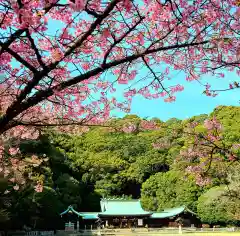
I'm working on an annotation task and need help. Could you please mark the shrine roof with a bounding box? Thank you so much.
[150,206,195,219]
[60,206,98,219]
[60,200,196,219]
[79,213,99,220]
[98,199,151,216]
[60,205,81,216]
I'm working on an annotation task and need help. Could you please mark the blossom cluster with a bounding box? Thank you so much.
[180,118,239,186]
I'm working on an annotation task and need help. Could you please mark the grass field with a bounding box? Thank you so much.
[187,234,240,235]
[111,233,240,236]
[114,233,240,236]
[146,234,240,236]
[121,232,240,236]
[186,234,239,235]
[64,230,240,236]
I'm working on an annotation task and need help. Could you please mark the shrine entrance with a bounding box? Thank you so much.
[60,206,82,231]
[104,217,144,228]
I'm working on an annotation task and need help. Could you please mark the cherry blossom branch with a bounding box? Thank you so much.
[4,0,120,118]
[0,40,209,133]
[102,16,145,65]
[0,29,26,56]
[17,121,112,128]
[141,56,171,97]
[0,0,238,141]
[156,123,236,160]
[3,45,38,72]
[211,85,240,93]
[0,1,60,56]
[205,146,216,173]
[25,29,47,69]
[49,0,121,68]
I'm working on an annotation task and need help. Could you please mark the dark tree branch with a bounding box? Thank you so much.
[3,44,38,72]
[48,0,121,70]
[0,39,209,130]
[142,56,171,97]
[205,147,216,173]
[25,29,47,69]
[0,0,121,130]
[0,29,26,56]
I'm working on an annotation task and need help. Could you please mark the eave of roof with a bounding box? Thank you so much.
[98,212,151,216]
[79,213,99,220]
[150,206,196,219]
[60,206,82,217]
[60,207,99,219]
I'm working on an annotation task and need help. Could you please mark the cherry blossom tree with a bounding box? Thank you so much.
[151,115,240,186]
[180,117,240,186]
[0,0,240,190]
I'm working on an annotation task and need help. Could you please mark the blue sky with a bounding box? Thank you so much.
[108,68,239,121]
[130,77,239,121]
[109,65,239,121]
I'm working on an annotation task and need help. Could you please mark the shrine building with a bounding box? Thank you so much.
[60,198,200,230]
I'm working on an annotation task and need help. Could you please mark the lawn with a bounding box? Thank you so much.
[153,233,240,236]
[116,232,240,236]
[113,232,240,236]
[188,234,240,235]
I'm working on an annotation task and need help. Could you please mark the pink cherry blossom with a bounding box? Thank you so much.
[34,182,43,192]
[204,117,222,130]
[196,175,211,186]
[140,120,157,130]
[4,169,10,177]
[164,96,176,102]
[69,0,86,11]
[82,63,90,70]
[52,49,63,62]
[122,123,137,133]
[9,178,15,182]
[178,116,240,186]
[13,184,19,190]
[9,147,20,156]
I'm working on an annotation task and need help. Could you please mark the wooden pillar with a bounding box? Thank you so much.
[178,225,182,234]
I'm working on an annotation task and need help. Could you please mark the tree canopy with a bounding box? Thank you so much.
[141,170,204,212]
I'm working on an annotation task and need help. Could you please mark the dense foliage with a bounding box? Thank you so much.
[141,170,204,212]
[1,105,240,229]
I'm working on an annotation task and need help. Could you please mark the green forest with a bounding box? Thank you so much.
[1,106,240,230]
